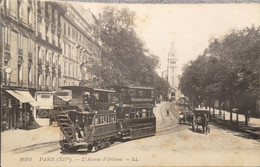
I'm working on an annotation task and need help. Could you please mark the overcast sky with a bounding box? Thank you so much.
[72,2,260,76]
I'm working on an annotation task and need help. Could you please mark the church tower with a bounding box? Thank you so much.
[167,41,178,89]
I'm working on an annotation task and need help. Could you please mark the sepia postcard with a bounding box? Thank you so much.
[1,0,260,166]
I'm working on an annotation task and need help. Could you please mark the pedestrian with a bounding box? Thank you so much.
[247,110,251,122]
[1,121,8,131]
[23,111,29,128]
[75,120,83,140]
[245,110,251,126]
[167,110,169,117]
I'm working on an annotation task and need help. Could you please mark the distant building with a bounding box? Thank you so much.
[162,41,180,99]
[167,41,178,89]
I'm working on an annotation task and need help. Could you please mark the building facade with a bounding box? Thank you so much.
[0,0,100,130]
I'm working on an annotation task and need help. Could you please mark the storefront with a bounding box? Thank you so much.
[1,89,38,131]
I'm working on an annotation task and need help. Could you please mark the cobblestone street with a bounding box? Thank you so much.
[2,102,260,166]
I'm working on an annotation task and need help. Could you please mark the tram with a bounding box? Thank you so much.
[57,85,156,152]
[113,85,156,139]
[58,86,117,152]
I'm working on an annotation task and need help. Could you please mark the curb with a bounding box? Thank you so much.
[210,119,260,139]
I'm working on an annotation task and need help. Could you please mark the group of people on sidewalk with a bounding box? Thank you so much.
[1,110,34,132]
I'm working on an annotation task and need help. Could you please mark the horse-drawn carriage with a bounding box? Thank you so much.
[191,108,210,134]
[179,109,194,125]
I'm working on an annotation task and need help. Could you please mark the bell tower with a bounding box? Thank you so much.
[167,41,178,89]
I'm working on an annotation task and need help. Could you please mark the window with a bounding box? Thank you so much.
[5,0,10,8]
[28,66,32,83]
[172,68,174,73]
[72,29,75,39]
[52,76,55,87]
[64,61,66,75]
[58,55,60,65]
[63,23,66,35]
[18,33,23,49]
[18,0,22,19]
[28,38,32,53]
[18,64,22,82]
[68,26,70,38]
[4,27,9,44]
[68,63,70,76]
[170,61,176,65]
[28,8,32,24]
[63,42,66,56]
[68,45,71,58]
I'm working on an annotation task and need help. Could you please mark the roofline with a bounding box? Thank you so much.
[113,85,155,90]
[60,86,115,93]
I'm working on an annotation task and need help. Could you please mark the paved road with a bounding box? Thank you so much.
[2,102,260,167]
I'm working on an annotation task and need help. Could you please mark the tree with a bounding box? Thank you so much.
[180,25,260,120]
[90,7,163,90]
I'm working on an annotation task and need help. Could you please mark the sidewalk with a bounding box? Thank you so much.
[205,107,260,137]
[1,126,60,152]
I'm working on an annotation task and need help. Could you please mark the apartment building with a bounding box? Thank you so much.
[0,0,100,130]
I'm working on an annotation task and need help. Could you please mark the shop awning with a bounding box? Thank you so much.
[6,90,39,106]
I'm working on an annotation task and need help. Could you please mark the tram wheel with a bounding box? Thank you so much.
[107,140,111,147]
[87,145,93,152]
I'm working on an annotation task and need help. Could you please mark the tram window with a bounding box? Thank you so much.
[146,111,150,118]
[130,112,134,119]
[95,117,98,125]
[135,112,138,119]
[138,90,144,97]
[100,116,104,124]
[151,90,154,98]
[142,112,146,118]
[85,116,93,126]
[111,116,114,123]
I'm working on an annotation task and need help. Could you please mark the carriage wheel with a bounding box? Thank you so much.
[62,146,78,153]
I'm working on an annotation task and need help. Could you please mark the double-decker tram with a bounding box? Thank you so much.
[113,85,156,139]
[58,86,117,152]
[56,85,156,152]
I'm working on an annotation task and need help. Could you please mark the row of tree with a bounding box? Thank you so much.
[86,7,170,97]
[179,26,260,119]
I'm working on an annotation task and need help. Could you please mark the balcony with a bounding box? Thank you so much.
[18,55,23,65]
[4,44,10,51]
[4,52,11,63]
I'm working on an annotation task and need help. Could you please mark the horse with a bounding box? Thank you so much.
[192,114,210,134]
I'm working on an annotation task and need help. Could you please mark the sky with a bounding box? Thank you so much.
[72,2,260,76]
